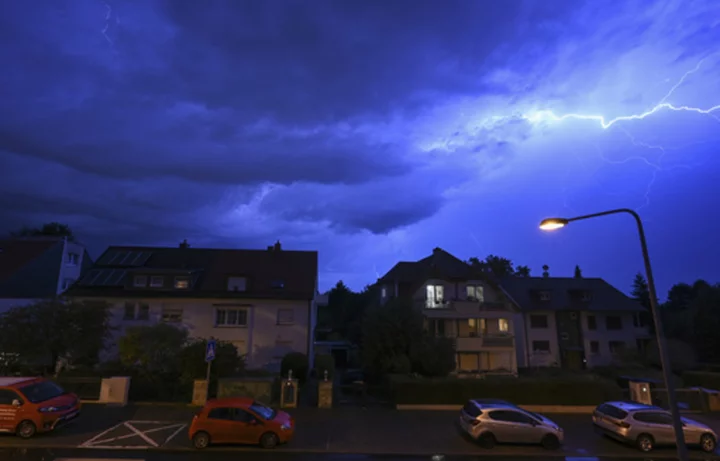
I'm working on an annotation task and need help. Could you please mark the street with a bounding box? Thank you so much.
[0,404,717,460]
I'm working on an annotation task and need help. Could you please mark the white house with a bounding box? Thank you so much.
[377,248,518,375]
[499,275,651,370]
[67,240,320,371]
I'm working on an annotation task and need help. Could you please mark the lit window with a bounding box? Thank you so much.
[466,285,484,301]
[174,277,189,289]
[426,284,444,308]
[498,318,509,332]
[133,275,147,287]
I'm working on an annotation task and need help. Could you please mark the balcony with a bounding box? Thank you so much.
[419,298,508,318]
[456,334,514,351]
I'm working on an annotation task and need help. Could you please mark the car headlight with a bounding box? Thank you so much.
[281,424,291,430]
[38,407,58,413]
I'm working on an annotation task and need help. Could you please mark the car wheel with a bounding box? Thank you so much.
[192,431,211,449]
[636,433,654,452]
[16,421,37,439]
[260,432,279,449]
[477,432,496,449]
[700,433,717,453]
[541,434,560,450]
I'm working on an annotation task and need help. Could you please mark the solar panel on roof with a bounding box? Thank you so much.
[108,251,128,265]
[95,251,116,265]
[106,269,127,285]
[81,269,102,285]
[119,251,138,265]
[93,269,114,285]
[132,251,152,266]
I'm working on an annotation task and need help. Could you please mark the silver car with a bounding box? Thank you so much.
[593,401,718,453]
[458,399,564,449]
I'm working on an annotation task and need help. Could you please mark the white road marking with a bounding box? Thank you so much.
[79,420,187,449]
[57,459,142,461]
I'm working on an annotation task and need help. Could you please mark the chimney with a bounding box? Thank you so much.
[179,239,190,249]
[542,264,550,278]
[273,240,282,251]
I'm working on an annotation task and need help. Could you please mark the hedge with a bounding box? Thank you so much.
[390,375,623,405]
[682,371,720,391]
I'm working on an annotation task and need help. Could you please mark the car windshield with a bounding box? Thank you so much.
[18,380,65,403]
[249,402,276,420]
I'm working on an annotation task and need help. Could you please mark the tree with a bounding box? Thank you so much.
[119,323,189,374]
[691,284,720,363]
[574,265,583,278]
[631,273,650,310]
[179,338,244,382]
[515,265,531,277]
[468,255,515,278]
[325,281,376,345]
[0,299,112,374]
[10,222,76,241]
[542,265,549,277]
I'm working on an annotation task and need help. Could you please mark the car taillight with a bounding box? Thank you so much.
[616,421,630,429]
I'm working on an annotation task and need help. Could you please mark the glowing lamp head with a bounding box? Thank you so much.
[539,218,569,231]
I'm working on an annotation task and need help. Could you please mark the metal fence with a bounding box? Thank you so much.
[621,387,712,412]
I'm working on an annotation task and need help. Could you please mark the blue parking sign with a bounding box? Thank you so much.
[205,339,216,362]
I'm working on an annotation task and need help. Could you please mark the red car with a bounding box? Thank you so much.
[189,397,294,449]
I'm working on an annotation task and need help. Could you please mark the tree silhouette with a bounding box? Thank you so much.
[10,222,76,241]
[574,265,583,278]
[515,265,531,277]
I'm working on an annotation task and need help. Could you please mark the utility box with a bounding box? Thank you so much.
[318,381,333,408]
[192,380,209,406]
[280,379,298,408]
[629,380,653,405]
[99,376,131,406]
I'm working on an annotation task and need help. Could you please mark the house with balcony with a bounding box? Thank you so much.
[66,240,320,371]
[499,276,651,370]
[377,248,518,375]
[0,236,92,312]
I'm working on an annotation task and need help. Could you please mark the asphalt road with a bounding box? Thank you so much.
[0,405,717,460]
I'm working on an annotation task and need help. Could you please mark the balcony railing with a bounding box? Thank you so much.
[419,298,507,310]
[455,334,514,350]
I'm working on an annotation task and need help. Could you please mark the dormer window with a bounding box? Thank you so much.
[539,291,551,301]
[271,279,285,289]
[227,276,247,292]
[133,275,147,287]
[466,285,484,302]
[66,253,79,266]
[150,276,164,288]
[581,291,592,302]
[174,277,190,289]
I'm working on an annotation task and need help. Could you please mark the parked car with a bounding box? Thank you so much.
[458,399,564,449]
[592,401,717,453]
[189,397,294,449]
[0,376,81,438]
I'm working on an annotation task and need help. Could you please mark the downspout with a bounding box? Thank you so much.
[307,299,314,370]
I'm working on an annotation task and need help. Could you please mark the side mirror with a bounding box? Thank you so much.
[11,399,21,407]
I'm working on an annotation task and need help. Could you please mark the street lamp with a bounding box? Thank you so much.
[539,208,688,461]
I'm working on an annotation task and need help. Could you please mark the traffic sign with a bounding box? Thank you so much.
[205,340,216,362]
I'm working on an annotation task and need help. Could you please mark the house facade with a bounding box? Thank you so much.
[0,237,92,312]
[67,241,319,371]
[377,248,518,375]
[500,276,651,369]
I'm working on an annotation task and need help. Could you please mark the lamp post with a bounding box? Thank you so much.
[539,208,688,461]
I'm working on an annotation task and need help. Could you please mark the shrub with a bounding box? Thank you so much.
[281,352,308,383]
[390,375,623,405]
[314,353,335,380]
[682,371,720,391]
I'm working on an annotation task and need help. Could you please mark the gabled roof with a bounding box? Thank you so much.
[0,238,62,282]
[379,247,481,283]
[67,244,317,300]
[498,276,644,312]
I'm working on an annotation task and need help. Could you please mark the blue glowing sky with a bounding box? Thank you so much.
[1,0,719,297]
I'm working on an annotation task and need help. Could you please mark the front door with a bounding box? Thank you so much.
[0,390,21,432]
[205,407,236,443]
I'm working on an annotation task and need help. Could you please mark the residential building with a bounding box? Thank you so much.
[66,240,319,371]
[0,237,92,312]
[377,248,518,375]
[500,276,651,370]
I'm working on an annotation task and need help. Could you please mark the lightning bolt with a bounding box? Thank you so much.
[101,2,113,45]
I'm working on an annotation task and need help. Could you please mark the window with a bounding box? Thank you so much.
[581,291,593,302]
[529,314,548,329]
[381,287,387,298]
[498,318,509,332]
[560,332,570,340]
[161,307,183,323]
[609,341,625,354]
[596,404,628,420]
[0,389,21,405]
[633,313,646,328]
[124,302,135,320]
[587,315,597,330]
[277,308,294,325]
[137,303,149,320]
[150,276,164,288]
[208,407,233,420]
[633,412,673,425]
[590,341,600,354]
[426,284,444,308]
[66,253,79,266]
[466,318,485,337]
[227,276,247,292]
[216,308,248,327]
[539,291,551,301]
[462,402,482,418]
[466,285,484,301]
[61,278,74,291]
[271,279,285,289]
[133,275,147,287]
[532,340,550,353]
[174,277,190,289]
[605,315,622,330]
[488,410,536,425]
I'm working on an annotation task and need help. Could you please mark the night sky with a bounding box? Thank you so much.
[1,1,719,297]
